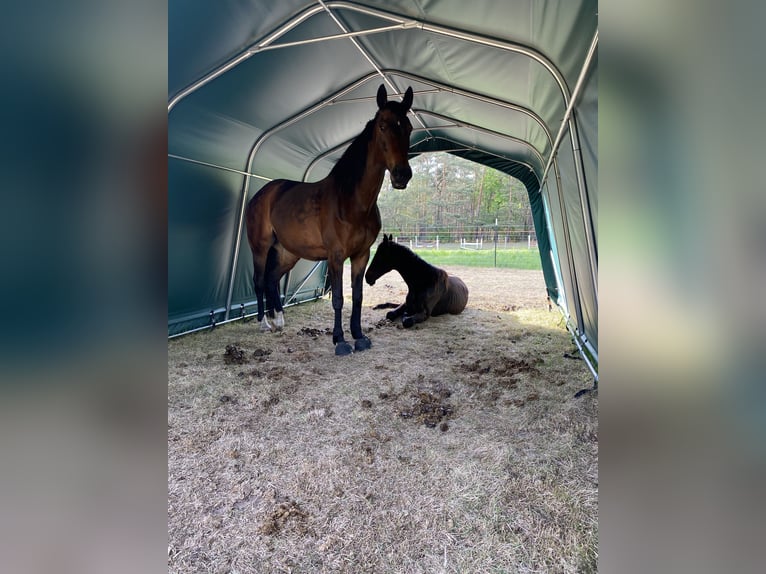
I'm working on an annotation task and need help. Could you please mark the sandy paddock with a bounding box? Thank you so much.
[168,265,597,573]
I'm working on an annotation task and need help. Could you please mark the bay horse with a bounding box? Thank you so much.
[245,85,414,355]
[365,234,469,328]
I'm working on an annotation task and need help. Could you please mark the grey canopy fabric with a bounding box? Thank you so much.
[168,0,598,373]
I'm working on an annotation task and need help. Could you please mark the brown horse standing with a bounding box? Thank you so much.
[245,85,413,355]
[365,234,469,328]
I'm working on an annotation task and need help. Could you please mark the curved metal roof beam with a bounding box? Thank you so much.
[167,154,272,182]
[323,1,572,105]
[303,127,539,183]
[540,30,598,300]
[170,1,575,115]
[302,112,543,184]
[256,23,409,52]
[169,3,328,112]
[540,31,597,187]
[320,71,552,155]
[411,109,546,171]
[239,72,549,195]
[384,70,553,152]
[242,73,380,196]
[317,0,434,141]
[169,70,551,188]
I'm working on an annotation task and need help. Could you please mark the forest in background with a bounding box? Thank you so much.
[377,152,534,240]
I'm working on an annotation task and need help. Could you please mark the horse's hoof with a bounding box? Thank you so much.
[259,318,273,332]
[385,311,397,321]
[354,337,372,352]
[274,311,285,331]
[334,341,354,356]
[402,317,414,328]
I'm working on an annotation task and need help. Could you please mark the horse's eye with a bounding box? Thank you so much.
[379,123,386,132]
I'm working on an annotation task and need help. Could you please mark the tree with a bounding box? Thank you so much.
[377,152,534,237]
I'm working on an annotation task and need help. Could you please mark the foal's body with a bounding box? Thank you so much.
[365,235,469,328]
[245,85,413,355]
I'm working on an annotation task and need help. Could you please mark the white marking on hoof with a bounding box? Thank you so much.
[259,317,273,332]
[274,311,285,331]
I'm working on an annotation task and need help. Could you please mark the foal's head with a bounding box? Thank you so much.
[365,233,398,285]
[373,85,413,189]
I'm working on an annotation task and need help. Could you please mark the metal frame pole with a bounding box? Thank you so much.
[304,127,541,183]
[540,31,598,299]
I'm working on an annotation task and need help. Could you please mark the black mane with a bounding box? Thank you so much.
[380,241,439,286]
[329,117,376,196]
[385,240,422,264]
[328,100,409,196]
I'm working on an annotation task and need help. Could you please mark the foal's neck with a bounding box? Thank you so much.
[392,251,429,285]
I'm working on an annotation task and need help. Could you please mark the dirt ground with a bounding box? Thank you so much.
[168,266,598,573]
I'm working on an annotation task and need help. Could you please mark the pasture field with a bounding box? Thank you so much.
[379,247,543,270]
[168,266,597,573]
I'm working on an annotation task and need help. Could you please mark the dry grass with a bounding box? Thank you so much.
[168,266,597,573]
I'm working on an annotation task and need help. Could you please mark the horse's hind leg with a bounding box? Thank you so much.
[264,243,299,331]
[248,234,276,332]
[246,192,279,332]
[251,252,273,332]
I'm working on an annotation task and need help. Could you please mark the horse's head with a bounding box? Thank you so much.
[365,233,395,286]
[373,84,413,189]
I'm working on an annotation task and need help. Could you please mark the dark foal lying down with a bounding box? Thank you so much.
[365,234,469,328]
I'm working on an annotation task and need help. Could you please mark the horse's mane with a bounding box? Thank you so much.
[328,100,409,196]
[384,240,439,280]
[329,117,376,196]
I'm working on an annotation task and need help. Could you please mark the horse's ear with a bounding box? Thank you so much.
[401,87,413,112]
[376,84,387,109]
[387,233,393,241]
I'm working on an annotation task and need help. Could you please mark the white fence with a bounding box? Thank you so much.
[383,225,537,251]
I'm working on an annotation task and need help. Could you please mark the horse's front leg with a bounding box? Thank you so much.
[402,309,428,328]
[385,303,406,321]
[402,292,428,328]
[329,256,353,356]
[350,252,372,351]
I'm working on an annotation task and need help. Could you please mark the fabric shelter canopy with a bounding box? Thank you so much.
[168,0,598,374]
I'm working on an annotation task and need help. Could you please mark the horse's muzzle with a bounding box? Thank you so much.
[390,165,412,189]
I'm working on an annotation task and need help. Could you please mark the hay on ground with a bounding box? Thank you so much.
[168,266,597,573]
